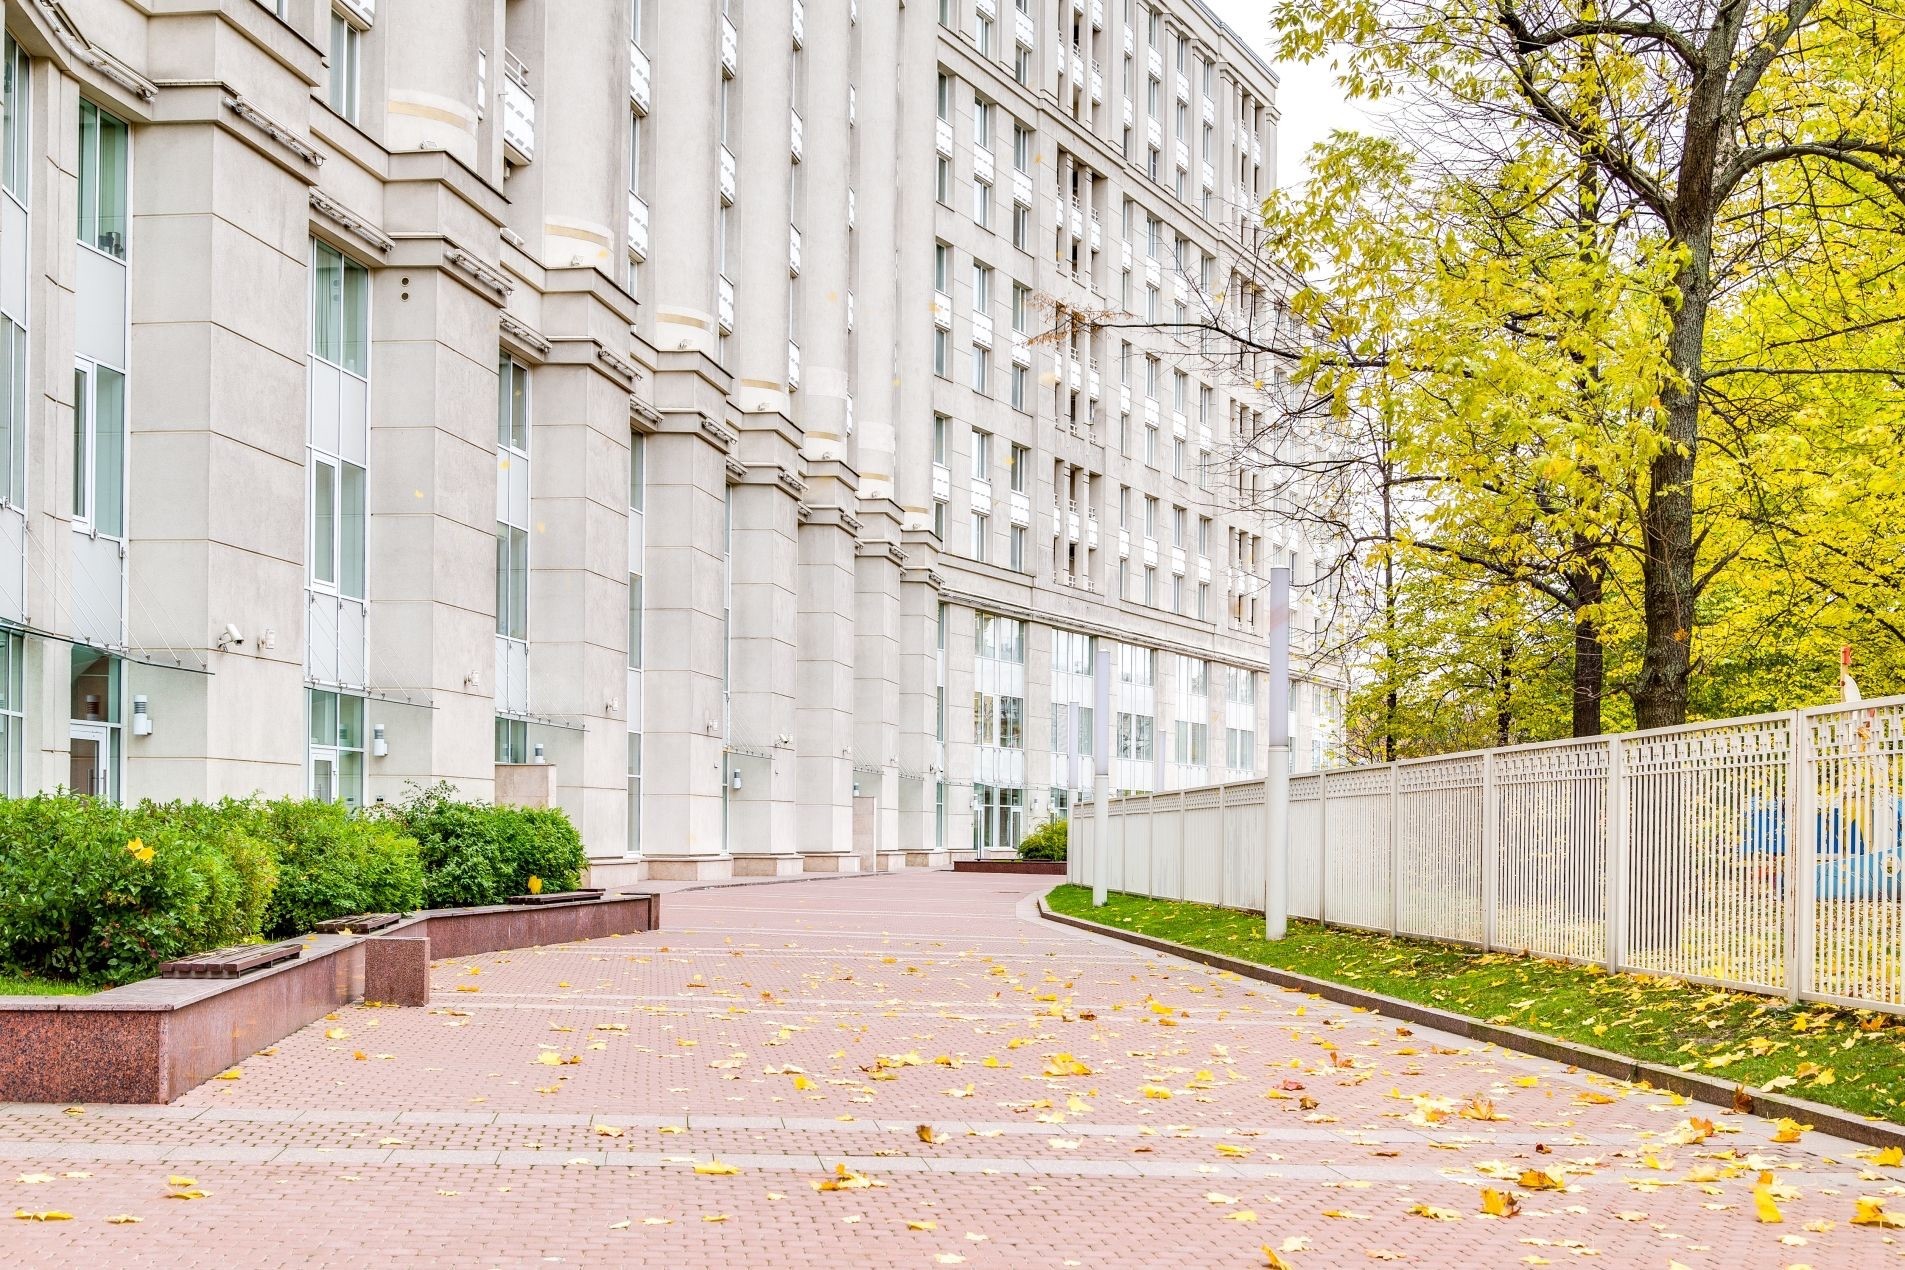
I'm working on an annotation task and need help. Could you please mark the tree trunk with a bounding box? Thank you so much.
[1567,551,1604,737]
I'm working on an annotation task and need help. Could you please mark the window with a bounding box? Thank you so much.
[936,156,951,203]
[0,630,20,795]
[495,716,529,764]
[1197,581,1209,619]
[0,319,25,508]
[933,328,950,376]
[1012,204,1031,250]
[972,262,992,309]
[1198,516,1212,556]
[495,523,529,640]
[975,612,1026,662]
[328,11,361,123]
[969,344,988,393]
[1143,565,1156,605]
[1008,443,1029,492]
[1176,721,1208,766]
[970,428,991,481]
[311,240,370,375]
[1011,284,1031,333]
[1014,125,1032,172]
[626,733,643,854]
[970,511,989,561]
[308,687,365,807]
[76,101,128,260]
[972,179,991,227]
[71,362,125,537]
[1009,524,1026,572]
[309,454,366,596]
[934,241,952,293]
[1010,364,1029,411]
[3,36,28,201]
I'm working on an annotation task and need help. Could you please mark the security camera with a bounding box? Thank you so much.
[215,623,244,648]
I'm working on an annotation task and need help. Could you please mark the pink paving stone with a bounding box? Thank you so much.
[3,871,1904,1268]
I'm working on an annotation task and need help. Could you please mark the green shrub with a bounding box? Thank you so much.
[0,795,246,984]
[397,783,586,908]
[1017,817,1068,862]
[246,798,423,938]
[135,799,278,945]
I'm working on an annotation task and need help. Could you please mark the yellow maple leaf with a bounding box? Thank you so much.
[1481,1188,1520,1217]
[1865,1146,1904,1168]
[1770,1118,1810,1144]
[1754,1176,1783,1224]
[1518,1170,1564,1191]
[693,1161,741,1176]
[214,1067,241,1080]
[1853,1198,1905,1228]
[13,1209,74,1221]
[1408,1203,1462,1221]
[1262,1247,1292,1270]
[594,1124,624,1138]
[1140,1085,1173,1099]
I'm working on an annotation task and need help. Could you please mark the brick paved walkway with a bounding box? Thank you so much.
[3,872,1903,1267]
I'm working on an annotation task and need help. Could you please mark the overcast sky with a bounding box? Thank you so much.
[1198,0,1373,189]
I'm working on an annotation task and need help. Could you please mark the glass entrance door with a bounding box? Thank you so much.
[69,721,110,798]
[310,747,337,802]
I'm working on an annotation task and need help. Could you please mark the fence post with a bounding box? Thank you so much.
[1091,646,1111,907]
[1388,763,1401,937]
[1788,709,1812,1003]
[1317,770,1329,926]
[1481,749,1498,952]
[1604,734,1627,973]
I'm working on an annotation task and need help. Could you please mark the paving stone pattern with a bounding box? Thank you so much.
[2,872,1903,1267]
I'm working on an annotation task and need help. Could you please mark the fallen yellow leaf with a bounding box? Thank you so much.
[693,1161,741,1176]
[1481,1188,1519,1217]
[1853,1198,1905,1229]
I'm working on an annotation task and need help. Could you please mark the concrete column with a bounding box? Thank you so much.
[650,3,721,359]
[381,0,485,168]
[733,0,794,419]
[126,107,310,801]
[519,280,640,862]
[944,601,977,858]
[895,538,946,867]
[727,466,800,874]
[639,361,737,877]
[511,0,623,275]
[796,467,858,865]
[794,0,852,465]
[891,0,937,531]
[850,504,904,872]
[851,0,899,501]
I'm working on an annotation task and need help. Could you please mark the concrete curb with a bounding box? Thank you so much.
[1038,899,1905,1150]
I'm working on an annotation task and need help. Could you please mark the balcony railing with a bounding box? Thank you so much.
[718,145,736,205]
[627,192,649,260]
[501,52,534,164]
[628,42,651,113]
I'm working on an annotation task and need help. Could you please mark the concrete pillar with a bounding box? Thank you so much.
[850,504,903,872]
[895,538,946,867]
[796,467,858,866]
[727,466,800,873]
[381,0,485,168]
[511,0,623,275]
[649,3,721,359]
[733,0,794,419]
[794,0,852,465]
[851,0,899,501]
[636,360,736,877]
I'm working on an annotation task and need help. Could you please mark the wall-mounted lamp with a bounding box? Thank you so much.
[464,670,482,691]
[371,723,388,758]
[729,767,743,792]
[532,742,546,764]
[852,781,861,797]
[131,695,152,737]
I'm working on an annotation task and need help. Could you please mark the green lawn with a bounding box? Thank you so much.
[0,973,96,997]
[1047,884,1905,1123]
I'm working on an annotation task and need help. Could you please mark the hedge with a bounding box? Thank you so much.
[1017,816,1068,862]
[0,787,588,987]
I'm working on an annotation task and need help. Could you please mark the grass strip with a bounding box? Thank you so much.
[0,973,95,997]
[1047,884,1905,1123]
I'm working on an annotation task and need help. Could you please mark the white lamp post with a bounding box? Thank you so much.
[1264,564,1291,940]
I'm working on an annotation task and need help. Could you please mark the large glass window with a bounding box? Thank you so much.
[0,319,23,506]
[497,355,528,450]
[495,524,529,640]
[309,457,366,596]
[0,630,20,795]
[310,240,370,375]
[626,732,643,854]
[77,101,128,259]
[308,687,365,807]
[3,36,28,202]
[495,716,529,763]
[328,11,361,123]
[72,362,125,536]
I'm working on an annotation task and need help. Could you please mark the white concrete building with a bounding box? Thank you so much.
[0,0,1341,881]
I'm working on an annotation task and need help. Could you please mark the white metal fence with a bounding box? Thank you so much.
[1068,695,1905,1012]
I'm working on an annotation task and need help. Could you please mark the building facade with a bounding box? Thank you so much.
[0,0,1341,881]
